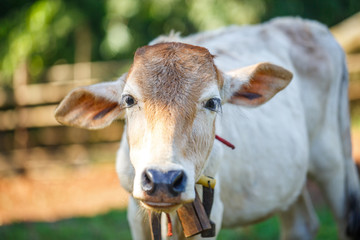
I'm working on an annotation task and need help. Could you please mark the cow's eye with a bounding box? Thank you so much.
[204,98,221,112]
[122,94,136,108]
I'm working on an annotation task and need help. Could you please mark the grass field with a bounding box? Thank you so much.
[0,207,338,240]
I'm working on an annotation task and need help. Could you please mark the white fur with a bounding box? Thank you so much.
[102,18,355,239]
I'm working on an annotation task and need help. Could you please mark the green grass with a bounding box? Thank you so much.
[0,210,132,240]
[218,207,337,240]
[0,207,337,240]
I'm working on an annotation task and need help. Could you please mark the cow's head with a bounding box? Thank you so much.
[55,42,292,212]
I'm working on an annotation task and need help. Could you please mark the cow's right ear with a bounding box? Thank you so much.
[54,74,126,129]
[222,62,292,107]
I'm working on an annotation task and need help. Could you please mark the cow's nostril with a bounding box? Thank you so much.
[142,169,155,194]
[144,170,151,184]
[172,171,184,190]
[169,170,186,195]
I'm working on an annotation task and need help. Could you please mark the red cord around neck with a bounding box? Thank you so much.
[166,213,173,237]
[215,135,235,149]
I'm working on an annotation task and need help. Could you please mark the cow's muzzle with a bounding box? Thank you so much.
[142,169,187,197]
[140,169,187,210]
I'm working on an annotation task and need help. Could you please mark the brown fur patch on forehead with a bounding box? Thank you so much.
[128,42,223,135]
[131,42,222,111]
[130,42,222,132]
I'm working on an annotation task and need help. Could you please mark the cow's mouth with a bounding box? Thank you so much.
[141,201,181,212]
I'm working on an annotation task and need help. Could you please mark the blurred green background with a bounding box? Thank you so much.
[1,0,360,239]
[1,0,360,86]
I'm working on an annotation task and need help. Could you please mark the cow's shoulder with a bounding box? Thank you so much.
[268,17,344,79]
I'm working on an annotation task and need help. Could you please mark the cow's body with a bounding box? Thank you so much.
[56,17,360,239]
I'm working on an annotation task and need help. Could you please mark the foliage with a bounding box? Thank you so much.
[0,0,106,85]
[262,0,360,26]
[0,0,359,86]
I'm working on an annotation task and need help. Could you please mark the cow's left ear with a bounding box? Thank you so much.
[222,62,293,107]
[54,74,126,129]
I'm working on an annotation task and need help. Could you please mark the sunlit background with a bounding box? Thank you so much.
[0,0,360,239]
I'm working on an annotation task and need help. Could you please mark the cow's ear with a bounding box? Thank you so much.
[55,74,126,129]
[223,62,292,107]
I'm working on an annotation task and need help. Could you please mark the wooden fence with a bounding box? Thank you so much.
[0,61,130,175]
[0,21,360,176]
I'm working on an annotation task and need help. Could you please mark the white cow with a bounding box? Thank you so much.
[55,17,360,239]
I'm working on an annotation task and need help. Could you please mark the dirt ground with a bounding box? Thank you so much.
[0,163,128,225]
[0,130,359,226]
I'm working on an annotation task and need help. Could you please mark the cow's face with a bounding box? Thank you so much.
[55,42,292,212]
[122,43,223,209]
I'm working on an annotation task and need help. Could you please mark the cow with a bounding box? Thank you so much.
[55,17,360,239]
